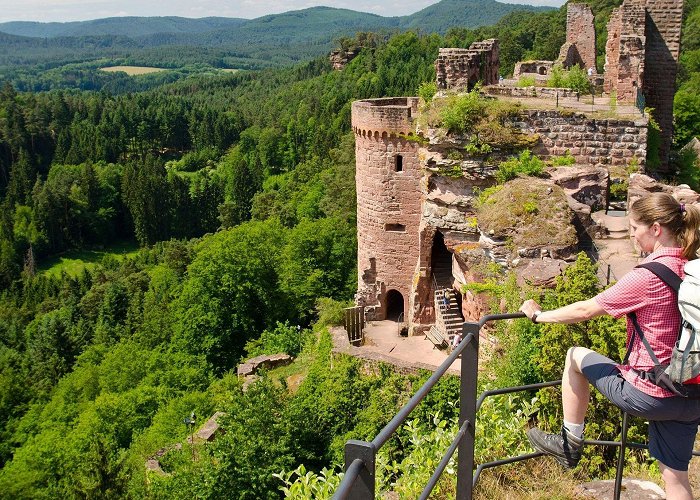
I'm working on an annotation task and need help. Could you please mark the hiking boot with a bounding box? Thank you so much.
[527,426,583,469]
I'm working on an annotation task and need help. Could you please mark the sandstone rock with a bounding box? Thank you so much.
[196,412,226,442]
[576,478,665,500]
[237,353,294,377]
[517,257,571,288]
[547,165,608,211]
[628,173,700,206]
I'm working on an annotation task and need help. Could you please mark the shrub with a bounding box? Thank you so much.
[439,88,488,134]
[243,321,311,358]
[549,151,576,166]
[496,149,545,183]
[417,81,438,104]
[547,65,565,88]
[516,75,536,87]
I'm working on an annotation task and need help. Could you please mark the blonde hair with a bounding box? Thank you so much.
[629,192,700,260]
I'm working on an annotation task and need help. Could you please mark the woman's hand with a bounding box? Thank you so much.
[519,299,542,322]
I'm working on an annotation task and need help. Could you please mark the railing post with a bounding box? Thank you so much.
[456,322,480,500]
[344,440,376,499]
[613,412,630,500]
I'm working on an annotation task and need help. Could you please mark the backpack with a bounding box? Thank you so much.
[624,260,700,398]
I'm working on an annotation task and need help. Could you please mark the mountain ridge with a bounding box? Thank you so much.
[0,0,553,40]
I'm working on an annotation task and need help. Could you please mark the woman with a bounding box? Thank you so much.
[520,192,700,500]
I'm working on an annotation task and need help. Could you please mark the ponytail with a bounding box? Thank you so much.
[681,203,700,260]
[630,192,700,260]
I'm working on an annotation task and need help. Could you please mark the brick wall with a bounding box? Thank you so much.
[563,3,597,71]
[352,98,423,320]
[516,110,648,167]
[643,0,684,168]
[604,0,683,170]
[435,39,500,90]
[604,1,646,101]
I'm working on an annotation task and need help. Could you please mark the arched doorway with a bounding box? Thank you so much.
[385,289,404,321]
[431,231,452,289]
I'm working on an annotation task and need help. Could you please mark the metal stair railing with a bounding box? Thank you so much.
[333,312,700,500]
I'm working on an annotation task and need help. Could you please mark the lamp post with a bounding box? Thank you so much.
[183,412,196,461]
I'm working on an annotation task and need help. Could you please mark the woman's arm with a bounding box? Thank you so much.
[520,298,607,324]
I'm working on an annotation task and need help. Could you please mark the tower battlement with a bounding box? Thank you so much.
[351,98,420,138]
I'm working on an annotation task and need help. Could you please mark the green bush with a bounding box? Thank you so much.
[547,65,591,94]
[674,148,700,191]
[496,149,545,183]
[243,321,311,358]
[417,81,438,104]
[439,88,488,134]
[516,75,536,87]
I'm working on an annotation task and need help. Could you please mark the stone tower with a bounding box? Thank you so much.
[351,98,423,320]
[604,0,684,170]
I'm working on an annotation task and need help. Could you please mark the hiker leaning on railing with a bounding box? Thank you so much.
[520,193,700,500]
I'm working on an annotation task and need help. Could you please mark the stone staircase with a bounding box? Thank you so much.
[590,210,639,283]
[434,288,463,348]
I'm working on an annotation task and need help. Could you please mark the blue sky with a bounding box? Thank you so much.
[0,0,566,24]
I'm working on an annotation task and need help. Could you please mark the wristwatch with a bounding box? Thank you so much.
[531,310,542,324]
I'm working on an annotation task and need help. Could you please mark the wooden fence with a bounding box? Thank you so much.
[344,306,365,346]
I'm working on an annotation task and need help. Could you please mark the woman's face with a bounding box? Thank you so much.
[629,217,659,254]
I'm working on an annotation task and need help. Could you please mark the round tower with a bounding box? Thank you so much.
[351,97,423,321]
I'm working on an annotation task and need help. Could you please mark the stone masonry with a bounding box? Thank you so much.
[558,3,597,72]
[435,39,499,90]
[604,0,684,170]
[352,98,423,320]
[522,110,648,167]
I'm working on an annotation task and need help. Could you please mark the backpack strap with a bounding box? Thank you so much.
[623,262,681,365]
[635,262,682,292]
[623,262,688,396]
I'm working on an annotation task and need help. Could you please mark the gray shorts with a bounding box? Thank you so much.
[580,353,700,471]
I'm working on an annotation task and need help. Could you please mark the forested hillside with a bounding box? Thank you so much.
[0,0,698,497]
[0,0,552,91]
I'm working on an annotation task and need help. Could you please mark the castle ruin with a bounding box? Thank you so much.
[351,1,685,339]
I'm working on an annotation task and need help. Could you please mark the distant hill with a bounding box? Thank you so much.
[0,0,552,40]
[0,0,554,72]
[0,17,247,38]
[401,0,552,32]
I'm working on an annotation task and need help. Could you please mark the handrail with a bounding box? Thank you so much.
[333,312,700,500]
[372,331,475,448]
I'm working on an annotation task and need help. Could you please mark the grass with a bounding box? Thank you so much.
[100,66,167,75]
[38,241,140,278]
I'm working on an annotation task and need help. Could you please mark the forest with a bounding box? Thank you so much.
[0,0,698,497]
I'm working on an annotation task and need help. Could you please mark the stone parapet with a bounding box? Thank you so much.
[351,97,419,138]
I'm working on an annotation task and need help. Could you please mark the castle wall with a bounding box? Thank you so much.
[518,110,648,167]
[563,3,597,71]
[435,40,499,90]
[604,1,646,101]
[642,0,684,168]
[603,0,682,170]
[352,98,423,320]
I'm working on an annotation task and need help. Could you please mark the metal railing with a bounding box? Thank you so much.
[334,313,700,500]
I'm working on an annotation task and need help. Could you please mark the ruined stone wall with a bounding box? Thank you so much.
[604,1,646,102]
[352,98,423,319]
[643,0,684,168]
[603,0,683,170]
[563,3,597,71]
[516,110,648,167]
[513,60,553,79]
[435,39,499,90]
[485,85,581,99]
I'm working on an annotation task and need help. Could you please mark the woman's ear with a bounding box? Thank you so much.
[652,222,662,236]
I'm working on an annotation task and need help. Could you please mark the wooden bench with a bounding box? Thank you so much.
[425,326,448,349]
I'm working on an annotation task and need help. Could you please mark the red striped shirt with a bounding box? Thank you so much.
[595,247,686,398]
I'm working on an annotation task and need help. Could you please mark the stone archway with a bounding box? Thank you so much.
[385,289,404,321]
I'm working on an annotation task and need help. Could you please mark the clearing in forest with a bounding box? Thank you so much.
[100,66,167,75]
